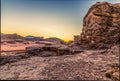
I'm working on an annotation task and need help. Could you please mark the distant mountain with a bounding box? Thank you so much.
[1,33,65,43]
[25,35,44,41]
[45,37,65,44]
[25,35,35,39]
[1,33,24,40]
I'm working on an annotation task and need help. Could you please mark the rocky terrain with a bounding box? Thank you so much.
[0,45,119,80]
[0,2,119,80]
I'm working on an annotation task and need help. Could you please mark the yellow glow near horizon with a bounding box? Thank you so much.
[1,10,82,42]
[2,0,119,42]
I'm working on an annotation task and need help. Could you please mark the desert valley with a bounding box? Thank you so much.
[0,1,120,81]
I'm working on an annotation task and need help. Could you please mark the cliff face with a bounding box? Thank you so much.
[80,2,120,44]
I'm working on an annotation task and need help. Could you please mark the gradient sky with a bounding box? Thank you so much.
[1,0,120,41]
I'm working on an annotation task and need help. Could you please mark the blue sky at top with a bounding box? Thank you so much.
[1,0,120,41]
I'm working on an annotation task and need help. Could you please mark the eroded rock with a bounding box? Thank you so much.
[78,2,120,45]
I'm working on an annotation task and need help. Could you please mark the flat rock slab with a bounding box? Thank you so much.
[25,44,83,57]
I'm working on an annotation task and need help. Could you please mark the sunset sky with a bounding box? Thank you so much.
[1,0,120,41]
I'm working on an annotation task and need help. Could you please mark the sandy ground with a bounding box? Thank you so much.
[0,45,119,80]
[1,43,44,52]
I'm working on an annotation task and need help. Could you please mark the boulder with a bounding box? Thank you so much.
[79,2,120,45]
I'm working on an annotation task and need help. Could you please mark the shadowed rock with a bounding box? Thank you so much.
[25,44,83,57]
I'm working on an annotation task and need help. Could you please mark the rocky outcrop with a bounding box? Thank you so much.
[25,45,69,57]
[25,44,83,57]
[79,2,120,45]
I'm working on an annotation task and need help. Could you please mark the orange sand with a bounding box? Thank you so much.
[1,43,44,52]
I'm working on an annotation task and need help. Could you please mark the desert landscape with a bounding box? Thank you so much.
[0,1,120,81]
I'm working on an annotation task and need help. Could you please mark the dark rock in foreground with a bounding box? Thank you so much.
[25,44,83,57]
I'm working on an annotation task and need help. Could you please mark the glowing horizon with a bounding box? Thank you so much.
[1,0,120,41]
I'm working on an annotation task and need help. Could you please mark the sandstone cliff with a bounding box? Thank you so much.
[80,2,120,44]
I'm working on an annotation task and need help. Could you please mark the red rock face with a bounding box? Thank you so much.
[80,2,120,44]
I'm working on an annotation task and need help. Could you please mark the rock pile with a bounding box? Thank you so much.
[78,2,120,45]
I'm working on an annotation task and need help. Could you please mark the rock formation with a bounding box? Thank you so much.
[25,44,83,57]
[79,2,120,45]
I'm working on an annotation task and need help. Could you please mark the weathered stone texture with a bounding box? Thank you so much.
[80,2,120,44]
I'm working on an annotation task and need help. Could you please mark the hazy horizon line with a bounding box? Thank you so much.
[1,32,76,42]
